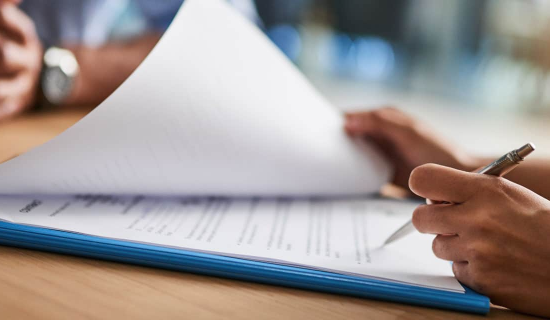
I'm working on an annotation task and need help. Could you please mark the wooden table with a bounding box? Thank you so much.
[0,109,540,319]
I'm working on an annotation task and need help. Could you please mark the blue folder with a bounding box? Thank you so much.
[0,220,490,314]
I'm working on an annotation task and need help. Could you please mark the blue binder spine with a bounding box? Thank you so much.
[0,221,490,315]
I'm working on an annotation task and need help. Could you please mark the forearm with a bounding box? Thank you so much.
[474,157,550,200]
[62,33,162,107]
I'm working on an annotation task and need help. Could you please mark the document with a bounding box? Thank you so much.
[0,195,463,292]
[0,0,389,196]
[0,0,463,296]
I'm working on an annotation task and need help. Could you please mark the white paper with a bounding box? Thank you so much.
[0,194,463,292]
[0,0,461,295]
[0,0,389,196]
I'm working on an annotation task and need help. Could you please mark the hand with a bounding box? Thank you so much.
[345,107,479,191]
[0,0,42,121]
[410,163,550,317]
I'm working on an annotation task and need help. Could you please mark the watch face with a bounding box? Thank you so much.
[42,66,72,105]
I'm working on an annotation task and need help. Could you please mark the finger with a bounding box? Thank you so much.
[432,235,468,262]
[365,134,398,162]
[409,163,477,203]
[345,110,378,134]
[345,108,423,166]
[0,76,27,103]
[0,38,29,73]
[345,107,418,145]
[362,134,414,189]
[451,261,490,295]
[0,100,22,120]
[451,261,471,284]
[412,203,464,235]
[0,3,36,43]
[0,76,28,119]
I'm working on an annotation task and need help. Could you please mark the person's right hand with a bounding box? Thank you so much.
[0,0,42,121]
[345,107,480,191]
[409,163,550,317]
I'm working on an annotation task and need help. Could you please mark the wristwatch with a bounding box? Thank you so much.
[40,47,80,106]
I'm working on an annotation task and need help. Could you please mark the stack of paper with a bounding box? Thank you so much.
[0,0,483,311]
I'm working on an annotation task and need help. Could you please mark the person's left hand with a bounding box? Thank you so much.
[0,0,42,120]
[409,163,550,318]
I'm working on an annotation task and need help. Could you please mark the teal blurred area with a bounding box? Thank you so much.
[256,0,550,115]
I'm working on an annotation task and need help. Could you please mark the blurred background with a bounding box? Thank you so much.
[257,0,550,113]
[253,0,550,156]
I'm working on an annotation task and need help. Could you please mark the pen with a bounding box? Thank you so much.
[383,142,536,246]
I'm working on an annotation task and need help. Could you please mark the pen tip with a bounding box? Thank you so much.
[517,143,536,159]
[382,236,394,247]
